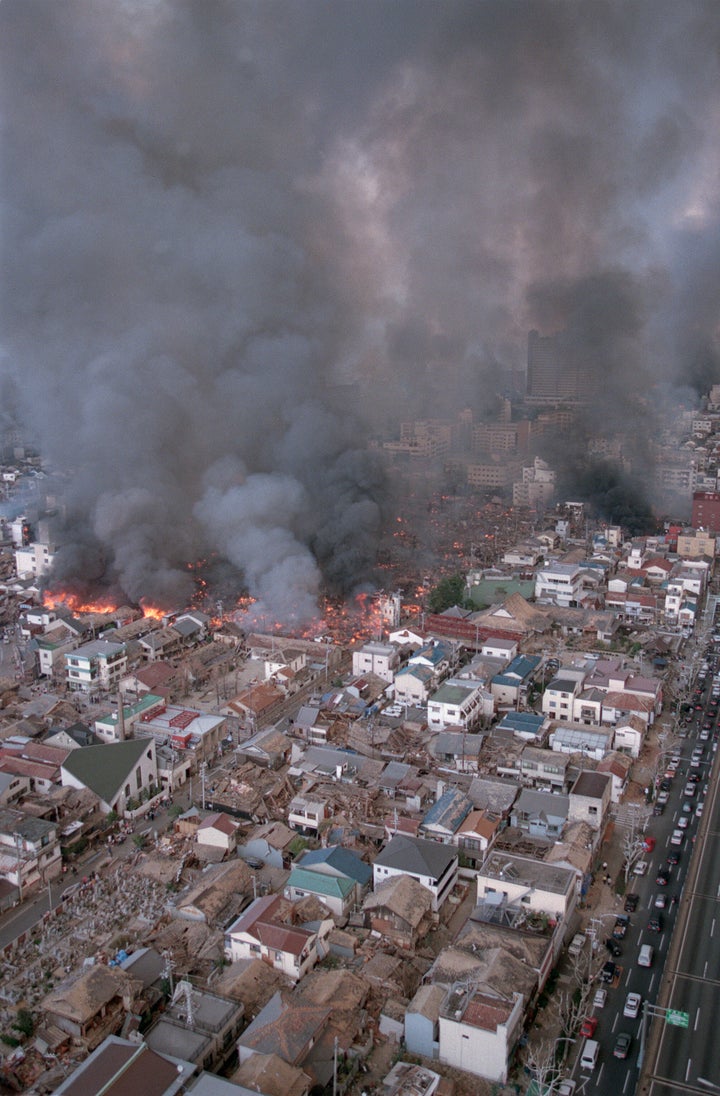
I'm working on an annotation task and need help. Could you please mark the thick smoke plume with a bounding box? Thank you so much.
[2,1,720,619]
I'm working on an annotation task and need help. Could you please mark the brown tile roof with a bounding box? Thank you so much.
[61,1040,180,1096]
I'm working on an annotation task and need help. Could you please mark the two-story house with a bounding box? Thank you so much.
[224,894,332,981]
[373,835,458,913]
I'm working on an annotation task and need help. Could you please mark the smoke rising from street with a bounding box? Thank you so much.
[2,1,720,618]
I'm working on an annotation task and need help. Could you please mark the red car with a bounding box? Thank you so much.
[580,1016,598,1038]
[643,836,656,852]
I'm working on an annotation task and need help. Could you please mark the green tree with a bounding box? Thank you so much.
[428,573,467,613]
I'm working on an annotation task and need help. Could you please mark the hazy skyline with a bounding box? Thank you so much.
[2,1,719,620]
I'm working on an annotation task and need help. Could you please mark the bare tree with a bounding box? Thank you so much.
[622,805,649,884]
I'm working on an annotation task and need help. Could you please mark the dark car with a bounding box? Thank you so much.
[601,960,618,984]
[688,773,702,783]
[614,1032,632,1059]
[653,802,665,816]
[660,778,673,792]
[667,851,681,866]
[656,869,671,886]
[624,893,640,912]
[648,914,663,932]
[606,937,623,957]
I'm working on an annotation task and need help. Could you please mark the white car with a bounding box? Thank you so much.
[624,991,642,1018]
[633,860,649,876]
[654,893,667,908]
[696,803,704,818]
[678,815,690,829]
[593,987,607,1009]
[671,829,684,845]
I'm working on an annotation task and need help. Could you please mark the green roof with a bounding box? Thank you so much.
[286,867,354,900]
[61,738,153,805]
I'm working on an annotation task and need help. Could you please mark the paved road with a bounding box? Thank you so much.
[639,684,720,1094]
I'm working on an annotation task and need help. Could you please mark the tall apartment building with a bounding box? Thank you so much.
[692,492,720,534]
[526,329,592,404]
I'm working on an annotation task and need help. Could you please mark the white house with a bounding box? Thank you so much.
[475,851,578,922]
[223,893,331,982]
[351,641,400,684]
[64,639,127,695]
[439,983,524,1084]
[427,681,486,732]
[534,562,589,607]
[372,834,458,913]
[196,812,240,854]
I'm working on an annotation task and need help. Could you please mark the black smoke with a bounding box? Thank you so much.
[2,1,720,619]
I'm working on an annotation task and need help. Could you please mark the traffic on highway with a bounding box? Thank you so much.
[566,640,720,1095]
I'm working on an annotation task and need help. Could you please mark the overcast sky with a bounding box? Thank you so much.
[2,1,719,620]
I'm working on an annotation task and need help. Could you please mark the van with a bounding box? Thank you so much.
[568,933,586,958]
[580,1038,600,1071]
[638,944,654,967]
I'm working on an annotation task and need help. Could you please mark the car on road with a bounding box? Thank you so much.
[601,960,618,983]
[682,800,694,813]
[624,893,640,912]
[696,803,704,817]
[667,849,681,864]
[614,1032,632,1059]
[624,992,642,1018]
[648,914,663,932]
[580,1016,598,1038]
[678,815,690,829]
[656,868,671,886]
[593,987,607,1009]
[670,829,684,845]
[654,893,667,908]
[613,915,630,938]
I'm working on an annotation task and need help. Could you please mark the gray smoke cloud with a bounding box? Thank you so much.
[2,0,720,619]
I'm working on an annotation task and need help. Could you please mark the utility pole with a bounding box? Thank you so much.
[332,1035,338,1096]
[13,832,23,903]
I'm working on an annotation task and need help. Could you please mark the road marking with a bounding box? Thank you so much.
[712,918,716,937]
[687,1058,693,1082]
[695,1008,701,1031]
[705,960,709,978]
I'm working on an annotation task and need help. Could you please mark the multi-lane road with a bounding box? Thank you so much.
[641,706,720,1095]
[563,687,719,1095]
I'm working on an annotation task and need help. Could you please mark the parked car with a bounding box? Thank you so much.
[613,915,630,938]
[633,860,649,876]
[593,987,607,1009]
[624,893,639,912]
[643,836,656,852]
[580,1016,598,1038]
[601,960,618,983]
[606,938,622,957]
